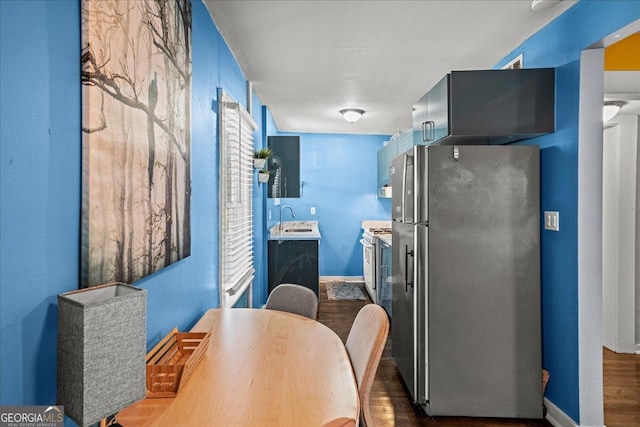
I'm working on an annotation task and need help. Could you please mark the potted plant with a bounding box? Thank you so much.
[258,169,270,183]
[253,147,272,169]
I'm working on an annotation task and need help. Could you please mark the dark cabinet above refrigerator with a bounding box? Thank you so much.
[412,68,555,146]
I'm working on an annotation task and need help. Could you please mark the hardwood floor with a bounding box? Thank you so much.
[317,280,552,427]
[603,347,640,427]
[318,281,640,427]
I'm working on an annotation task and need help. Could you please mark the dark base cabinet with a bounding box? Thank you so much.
[268,240,319,296]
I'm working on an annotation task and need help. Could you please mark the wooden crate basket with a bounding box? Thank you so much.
[145,327,211,398]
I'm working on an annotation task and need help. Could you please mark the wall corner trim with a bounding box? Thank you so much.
[544,397,606,427]
[544,398,579,427]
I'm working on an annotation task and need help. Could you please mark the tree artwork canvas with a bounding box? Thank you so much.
[81,0,192,287]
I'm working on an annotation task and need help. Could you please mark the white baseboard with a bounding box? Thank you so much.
[320,276,364,282]
[544,398,578,427]
[636,343,640,355]
[544,398,605,427]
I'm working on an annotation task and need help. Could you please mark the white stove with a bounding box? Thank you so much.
[360,221,391,304]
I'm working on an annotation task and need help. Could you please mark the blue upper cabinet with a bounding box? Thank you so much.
[377,139,396,194]
[413,91,428,145]
[395,127,414,155]
[412,68,555,146]
[378,128,412,198]
[413,75,449,145]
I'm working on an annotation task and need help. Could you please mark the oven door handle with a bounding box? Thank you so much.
[360,239,374,248]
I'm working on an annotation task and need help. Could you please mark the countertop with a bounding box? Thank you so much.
[268,220,321,241]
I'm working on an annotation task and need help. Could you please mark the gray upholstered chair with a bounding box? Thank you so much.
[345,304,389,427]
[265,283,318,320]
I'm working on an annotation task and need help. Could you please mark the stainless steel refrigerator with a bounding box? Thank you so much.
[391,144,542,418]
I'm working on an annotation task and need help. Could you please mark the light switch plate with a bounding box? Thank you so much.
[310,207,316,215]
[544,211,559,231]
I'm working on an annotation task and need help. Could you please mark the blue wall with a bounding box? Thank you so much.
[0,0,81,406]
[4,0,639,424]
[0,0,268,417]
[266,132,391,276]
[494,1,640,423]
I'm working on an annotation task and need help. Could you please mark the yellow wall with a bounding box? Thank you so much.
[605,32,640,71]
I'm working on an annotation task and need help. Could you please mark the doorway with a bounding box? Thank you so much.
[602,101,639,356]
[601,30,640,427]
[578,19,640,427]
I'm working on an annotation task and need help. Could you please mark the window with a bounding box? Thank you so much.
[502,54,523,70]
[218,90,257,308]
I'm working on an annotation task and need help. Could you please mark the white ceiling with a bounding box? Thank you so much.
[204,0,577,136]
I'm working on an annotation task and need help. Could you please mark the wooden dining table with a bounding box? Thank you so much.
[116,308,359,426]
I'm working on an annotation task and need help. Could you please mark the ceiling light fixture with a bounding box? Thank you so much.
[531,0,559,12]
[603,101,625,122]
[340,109,365,123]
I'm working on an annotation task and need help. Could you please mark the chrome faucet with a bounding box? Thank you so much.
[279,205,296,231]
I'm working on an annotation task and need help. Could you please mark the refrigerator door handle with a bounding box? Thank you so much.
[401,154,409,222]
[405,245,414,292]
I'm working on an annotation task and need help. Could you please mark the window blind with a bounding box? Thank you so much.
[219,90,257,308]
